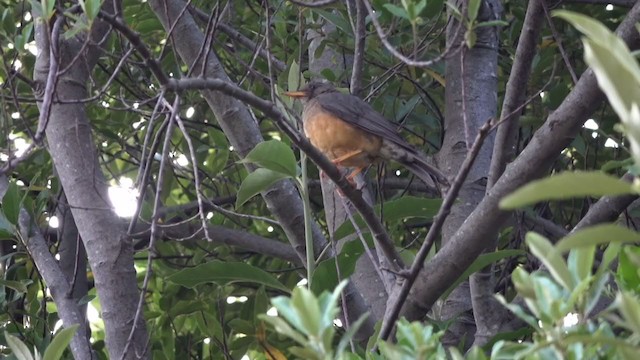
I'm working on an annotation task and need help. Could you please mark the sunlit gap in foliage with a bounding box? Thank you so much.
[47,216,59,228]
[584,119,599,130]
[266,307,278,317]
[185,106,195,118]
[605,138,619,148]
[563,312,579,328]
[296,278,308,287]
[168,151,190,167]
[226,296,249,304]
[108,177,139,218]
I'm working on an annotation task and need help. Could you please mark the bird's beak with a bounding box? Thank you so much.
[283,91,306,98]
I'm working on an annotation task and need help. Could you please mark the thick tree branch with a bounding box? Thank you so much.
[18,209,93,359]
[473,0,545,346]
[379,119,494,342]
[400,0,640,324]
[34,2,150,357]
[149,0,376,337]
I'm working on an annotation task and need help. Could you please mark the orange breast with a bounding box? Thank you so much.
[303,111,382,167]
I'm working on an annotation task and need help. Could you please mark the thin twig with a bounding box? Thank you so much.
[378,118,494,342]
[121,96,179,360]
[288,0,338,7]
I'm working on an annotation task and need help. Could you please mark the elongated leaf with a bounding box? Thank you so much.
[384,4,410,20]
[43,325,79,360]
[555,224,640,253]
[5,331,33,360]
[554,11,640,122]
[0,279,28,293]
[468,0,481,21]
[288,60,300,96]
[500,171,634,209]
[311,239,363,294]
[526,232,573,291]
[236,168,290,208]
[1,180,20,225]
[442,249,524,299]
[334,196,442,240]
[618,292,640,335]
[567,245,595,283]
[240,140,297,178]
[167,261,290,293]
[0,212,15,239]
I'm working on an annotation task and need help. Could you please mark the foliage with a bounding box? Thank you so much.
[0,0,638,359]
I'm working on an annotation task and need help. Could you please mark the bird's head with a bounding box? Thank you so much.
[283,81,337,102]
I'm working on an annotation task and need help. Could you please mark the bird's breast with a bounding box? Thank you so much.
[303,107,382,168]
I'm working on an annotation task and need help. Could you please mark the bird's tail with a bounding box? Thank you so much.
[381,140,449,190]
[402,158,448,188]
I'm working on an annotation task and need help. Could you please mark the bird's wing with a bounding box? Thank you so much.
[316,92,410,147]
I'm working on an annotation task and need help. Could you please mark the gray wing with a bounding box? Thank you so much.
[316,92,411,148]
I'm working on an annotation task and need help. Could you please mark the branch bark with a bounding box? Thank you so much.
[149,0,376,337]
[400,0,640,327]
[33,4,150,358]
[17,210,93,359]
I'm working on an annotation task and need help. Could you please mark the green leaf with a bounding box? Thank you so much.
[526,232,574,291]
[442,249,524,299]
[291,287,321,336]
[445,0,463,20]
[41,0,55,20]
[79,0,101,22]
[167,261,290,293]
[5,331,33,360]
[468,0,481,21]
[554,11,640,124]
[241,140,297,178]
[555,224,640,253]
[618,292,640,335]
[0,212,15,239]
[567,245,595,284]
[0,279,28,293]
[334,196,442,240]
[476,20,509,28]
[311,239,363,294]
[384,4,410,20]
[618,246,640,292]
[235,168,290,208]
[2,180,21,225]
[500,171,634,209]
[43,325,79,360]
[288,60,301,95]
[312,9,352,35]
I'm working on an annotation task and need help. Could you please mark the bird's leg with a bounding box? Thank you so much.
[331,149,364,166]
[346,166,365,184]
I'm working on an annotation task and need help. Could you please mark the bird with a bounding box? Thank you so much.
[283,81,448,188]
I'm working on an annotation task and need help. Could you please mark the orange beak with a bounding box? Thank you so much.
[283,90,307,98]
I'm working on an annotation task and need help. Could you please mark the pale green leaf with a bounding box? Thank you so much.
[526,232,574,290]
[500,171,634,209]
[555,224,640,253]
[5,331,33,360]
[43,325,79,360]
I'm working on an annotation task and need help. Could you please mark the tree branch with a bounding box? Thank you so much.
[400,0,640,326]
[18,209,93,359]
